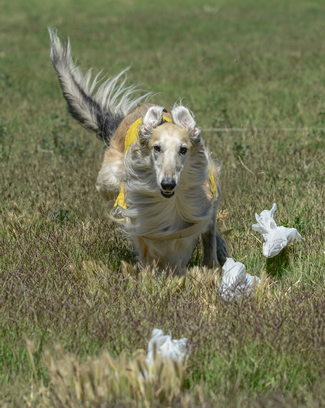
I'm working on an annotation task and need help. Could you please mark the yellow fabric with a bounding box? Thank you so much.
[114,184,127,209]
[114,115,217,209]
[208,169,217,207]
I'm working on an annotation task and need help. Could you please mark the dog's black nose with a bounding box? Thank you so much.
[161,179,176,191]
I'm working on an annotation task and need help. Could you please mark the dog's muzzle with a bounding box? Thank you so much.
[160,179,176,199]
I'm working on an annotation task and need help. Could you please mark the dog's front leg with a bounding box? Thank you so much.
[216,231,228,266]
[202,210,228,268]
[202,212,217,268]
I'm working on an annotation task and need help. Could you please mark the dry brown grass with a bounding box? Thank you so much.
[1,0,325,406]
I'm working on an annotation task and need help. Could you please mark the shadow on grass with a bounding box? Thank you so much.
[266,247,290,278]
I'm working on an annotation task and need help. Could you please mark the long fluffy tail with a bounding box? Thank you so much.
[48,28,152,145]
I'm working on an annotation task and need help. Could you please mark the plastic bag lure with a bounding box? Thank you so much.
[145,328,189,366]
[252,203,303,258]
[140,329,190,380]
[219,258,261,302]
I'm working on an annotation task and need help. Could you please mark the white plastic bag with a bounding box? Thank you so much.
[252,203,303,258]
[145,328,189,366]
[219,258,261,301]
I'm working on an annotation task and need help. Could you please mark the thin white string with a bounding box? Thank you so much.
[202,127,325,132]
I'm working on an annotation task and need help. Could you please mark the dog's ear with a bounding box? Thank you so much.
[139,106,165,143]
[171,106,201,143]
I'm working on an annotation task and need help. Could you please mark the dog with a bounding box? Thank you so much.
[49,28,228,272]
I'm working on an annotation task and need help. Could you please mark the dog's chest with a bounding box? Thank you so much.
[131,194,203,236]
[134,234,198,269]
[131,196,211,269]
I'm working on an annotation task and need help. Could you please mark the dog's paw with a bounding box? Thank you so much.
[216,232,228,266]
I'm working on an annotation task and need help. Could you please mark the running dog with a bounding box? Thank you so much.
[49,28,228,271]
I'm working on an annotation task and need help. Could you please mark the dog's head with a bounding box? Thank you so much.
[139,105,201,199]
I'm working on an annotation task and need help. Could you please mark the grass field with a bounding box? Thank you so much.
[1,0,325,406]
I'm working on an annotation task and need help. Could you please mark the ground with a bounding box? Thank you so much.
[1,0,325,406]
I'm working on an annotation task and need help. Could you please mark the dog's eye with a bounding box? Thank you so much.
[180,147,188,155]
[153,146,161,153]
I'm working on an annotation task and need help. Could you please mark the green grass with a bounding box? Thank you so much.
[1,0,325,406]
